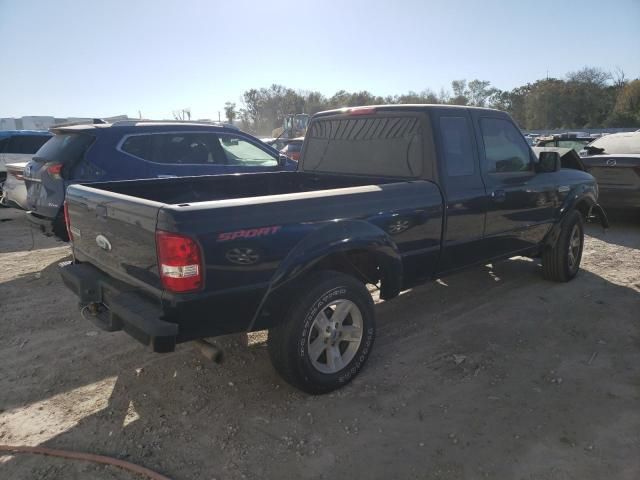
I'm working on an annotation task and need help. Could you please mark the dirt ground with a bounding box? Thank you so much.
[0,206,638,480]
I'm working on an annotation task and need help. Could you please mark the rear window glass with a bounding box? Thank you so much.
[34,133,94,164]
[3,134,51,154]
[303,115,425,177]
[588,133,640,154]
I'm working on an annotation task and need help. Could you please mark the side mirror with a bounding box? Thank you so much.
[535,151,561,173]
[278,153,289,165]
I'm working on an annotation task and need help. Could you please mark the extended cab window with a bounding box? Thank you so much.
[440,117,474,176]
[304,115,425,177]
[480,118,531,174]
[217,134,278,166]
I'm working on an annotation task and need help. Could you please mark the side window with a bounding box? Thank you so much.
[6,135,51,154]
[217,134,278,166]
[480,118,532,174]
[121,135,151,160]
[439,116,475,176]
[121,133,225,165]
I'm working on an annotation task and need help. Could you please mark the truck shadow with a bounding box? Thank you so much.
[2,255,638,479]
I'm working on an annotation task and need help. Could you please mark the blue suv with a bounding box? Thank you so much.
[23,121,297,240]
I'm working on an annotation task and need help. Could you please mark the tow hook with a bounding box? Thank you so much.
[194,339,224,364]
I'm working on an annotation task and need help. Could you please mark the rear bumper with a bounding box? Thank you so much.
[598,188,640,209]
[59,261,178,353]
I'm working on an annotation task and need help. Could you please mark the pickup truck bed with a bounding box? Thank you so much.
[64,170,443,346]
[60,104,606,394]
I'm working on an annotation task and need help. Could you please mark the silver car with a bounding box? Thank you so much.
[0,162,28,209]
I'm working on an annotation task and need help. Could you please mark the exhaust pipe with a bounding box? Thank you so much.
[194,339,224,364]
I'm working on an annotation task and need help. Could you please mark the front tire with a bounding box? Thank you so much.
[542,210,584,282]
[268,271,375,394]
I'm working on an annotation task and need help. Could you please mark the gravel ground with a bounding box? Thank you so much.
[0,207,639,480]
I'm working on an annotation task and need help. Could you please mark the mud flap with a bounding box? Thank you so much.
[588,204,609,230]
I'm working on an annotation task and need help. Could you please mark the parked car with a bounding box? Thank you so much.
[0,162,29,209]
[0,130,51,185]
[279,137,304,161]
[23,121,297,240]
[59,105,607,394]
[578,131,640,209]
[535,132,594,152]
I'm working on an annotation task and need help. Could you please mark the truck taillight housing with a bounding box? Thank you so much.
[63,201,73,241]
[156,231,203,293]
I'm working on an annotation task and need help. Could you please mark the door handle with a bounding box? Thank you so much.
[491,189,506,202]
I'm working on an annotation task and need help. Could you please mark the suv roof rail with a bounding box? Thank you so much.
[110,119,229,127]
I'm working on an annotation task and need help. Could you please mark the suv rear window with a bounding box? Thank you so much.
[303,115,426,177]
[33,133,95,164]
[587,132,640,154]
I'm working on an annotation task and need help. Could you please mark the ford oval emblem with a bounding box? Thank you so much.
[96,234,112,251]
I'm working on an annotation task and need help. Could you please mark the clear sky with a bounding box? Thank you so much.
[1,0,639,119]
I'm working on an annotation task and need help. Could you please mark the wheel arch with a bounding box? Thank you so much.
[249,220,402,330]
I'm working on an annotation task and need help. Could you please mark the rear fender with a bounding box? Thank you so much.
[247,220,402,330]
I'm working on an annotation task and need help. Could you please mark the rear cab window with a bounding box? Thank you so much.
[303,112,434,178]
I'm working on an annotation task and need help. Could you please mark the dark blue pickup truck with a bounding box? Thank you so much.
[59,105,608,394]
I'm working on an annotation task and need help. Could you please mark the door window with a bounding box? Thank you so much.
[440,116,475,177]
[217,134,278,166]
[480,118,532,174]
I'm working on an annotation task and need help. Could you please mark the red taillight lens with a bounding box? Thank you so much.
[47,163,63,179]
[156,231,203,293]
[63,201,73,241]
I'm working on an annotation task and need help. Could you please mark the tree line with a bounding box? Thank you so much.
[223,67,640,136]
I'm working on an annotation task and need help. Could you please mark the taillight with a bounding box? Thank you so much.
[156,231,203,293]
[46,163,63,179]
[63,201,73,241]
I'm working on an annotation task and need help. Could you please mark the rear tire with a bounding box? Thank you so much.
[542,210,584,282]
[52,212,69,242]
[268,271,375,394]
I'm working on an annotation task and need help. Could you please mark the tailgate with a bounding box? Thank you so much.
[66,184,164,293]
[584,155,640,189]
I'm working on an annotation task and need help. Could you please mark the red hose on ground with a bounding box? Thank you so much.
[0,445,172,480]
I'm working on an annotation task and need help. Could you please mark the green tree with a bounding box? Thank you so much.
[607,79,640,126]
[224,102,236,124]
